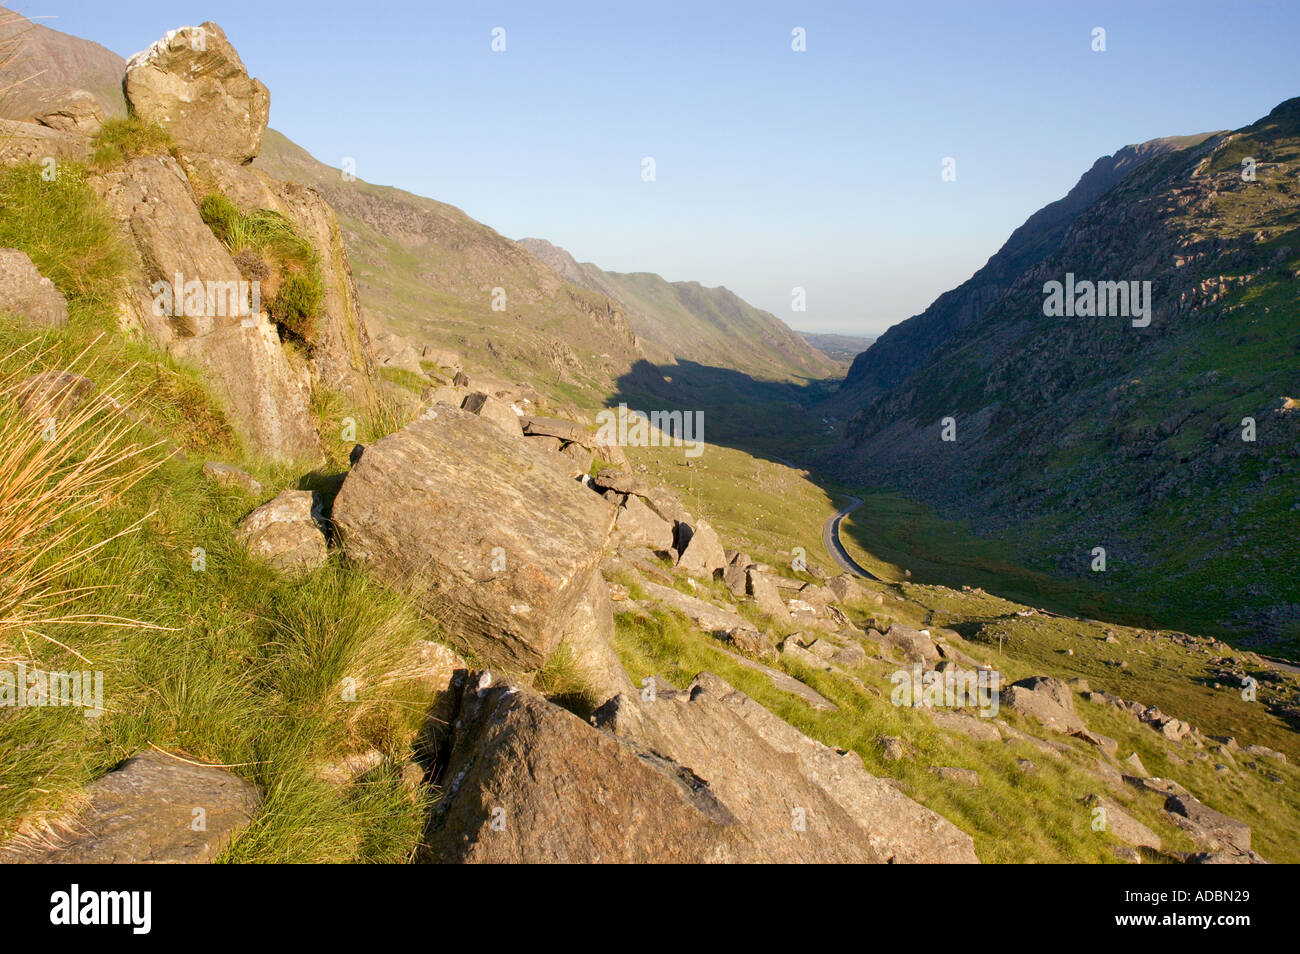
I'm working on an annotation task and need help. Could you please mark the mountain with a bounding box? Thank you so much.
[830,133,1215,411]
[253,132,644,404]
[829,98,1300,647]
[0,5,126,120]
[2,8,1297,869]
[518,237,839,383]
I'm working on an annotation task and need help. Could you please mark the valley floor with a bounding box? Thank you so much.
[623,434,1300,862]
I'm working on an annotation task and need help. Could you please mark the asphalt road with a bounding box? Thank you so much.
[821,494,879,580]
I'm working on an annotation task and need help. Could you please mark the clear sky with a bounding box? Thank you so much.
[37,0,1300,336]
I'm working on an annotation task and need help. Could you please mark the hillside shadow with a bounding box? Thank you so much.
[607,358,843,469]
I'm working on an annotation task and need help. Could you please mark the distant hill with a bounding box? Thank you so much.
[799,332,875,365]
[254,132,643,403]
[519,238,840,384]
[0,4,127,120]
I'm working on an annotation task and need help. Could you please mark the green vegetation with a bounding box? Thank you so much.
[0,163,435,861]
[0,162,129,327]
[90,116,178,167]
[199,193,324,345]
[611,558,1300,863]
[838,489,1114,620]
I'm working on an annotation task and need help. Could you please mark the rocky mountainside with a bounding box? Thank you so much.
[0,5,126,123]
[829,98,1300,647]
[253,134,644,403]
[1,17,379,461]
[830,133,1214,411]
[519,237,840,383]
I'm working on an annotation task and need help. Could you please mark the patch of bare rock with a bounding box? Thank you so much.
[0,750,259,864]
[423,670,978,863]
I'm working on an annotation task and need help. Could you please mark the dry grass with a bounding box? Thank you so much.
[0,339,166,663]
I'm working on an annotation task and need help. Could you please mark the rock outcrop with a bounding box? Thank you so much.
[0,248,68,327]
[235,489,328,575]
[424,674,758,863]
[92,154,320,460]
[428,670,976,863]
[0,750,259,863]
[554,573,635,706]
[333,408,616,670]
[124,23,269,163]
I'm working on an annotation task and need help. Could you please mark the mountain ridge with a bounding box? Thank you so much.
[831,132,1217,411]
[518,236,839,383]
[828,98,1300,646]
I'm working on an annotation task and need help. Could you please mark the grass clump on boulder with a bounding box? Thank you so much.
[200,193,324,344]
[90,116,179,167]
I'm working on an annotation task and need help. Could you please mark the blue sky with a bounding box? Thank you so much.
[39,0,1300,336]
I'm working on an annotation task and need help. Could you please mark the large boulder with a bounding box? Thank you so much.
[879,623,941,666]
[234,490,328,576]
[124,23,270,163]
[0,750,259,863]
[594,678,883,863]
[0,248,68,327]
[596,673,980,863]
[676,519,726,579]
[92,155,320,461]
[747,568,793,625]
[172,319,320,461]
[1000,676,1086,735]
[423,674,759,863]
[1164,793,1252,855]
[826,573,866,604]
[31,88,106,135]
[1085,794,1161,850]
[333,408,616,670]
[267,181,377,402]
[0,119,92,166]
[461,391,522,437]
[687,673,976,864]
[612,493,675,552]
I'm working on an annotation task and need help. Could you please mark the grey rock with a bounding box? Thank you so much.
[554,573,634,708]
[234,489,327,575]
[1086,794,1161,849]
[461,391,522,437]
[676,519,727,580]
[423,675,756,863]
[124,22,270,162]
[613,493,675,552]
[333,408,615,670]
[687,672,979,863]
[202,461,263,495]
[1165,793,1252,854]
[0,750,258,863]
[0,248,68,327]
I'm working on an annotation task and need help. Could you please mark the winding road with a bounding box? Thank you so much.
[822,494,879,580]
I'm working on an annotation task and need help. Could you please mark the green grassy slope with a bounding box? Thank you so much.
[255,130,642,406]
